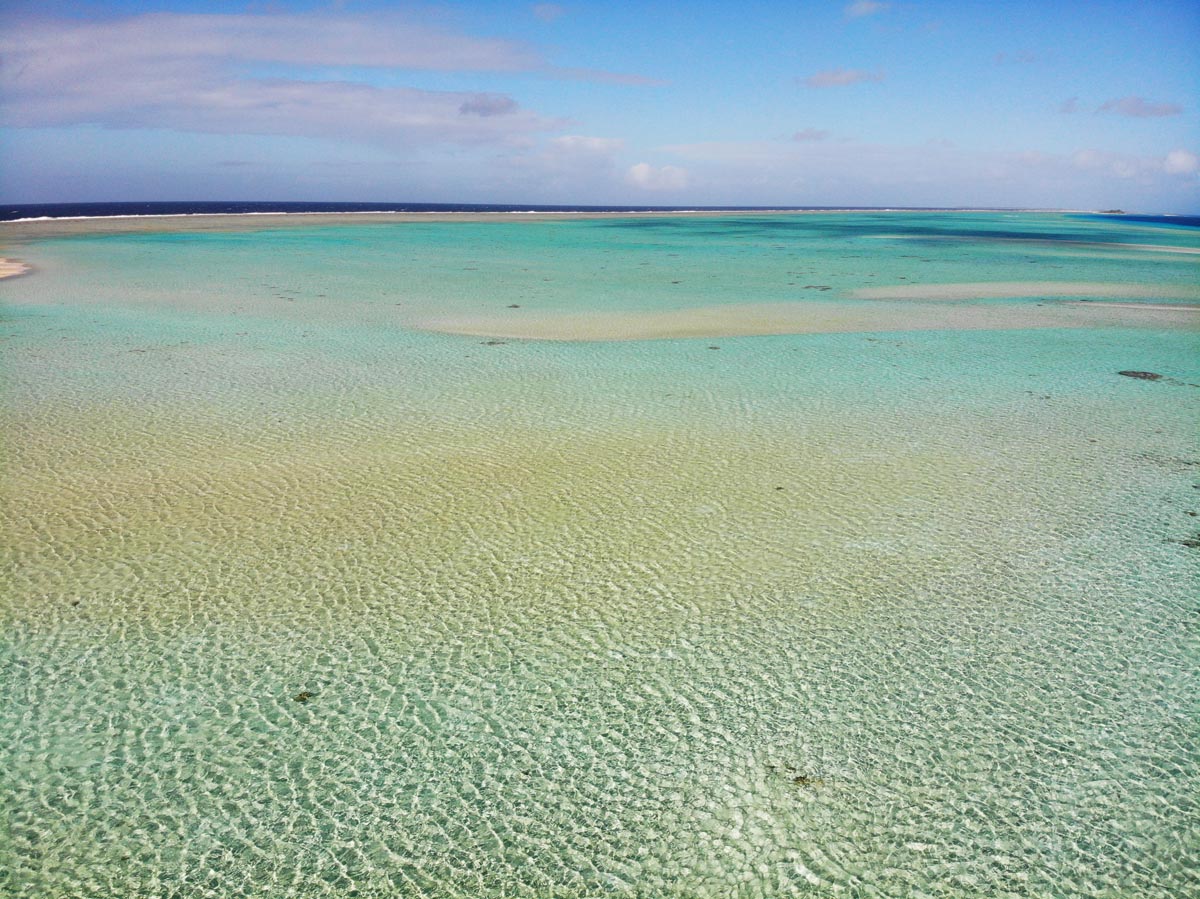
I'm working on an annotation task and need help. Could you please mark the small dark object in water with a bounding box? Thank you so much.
[1180,535,1200,549]
[294,691,314,703]
[792,775,823,787]
[1118,370,1162,380]
[708,346,720,350]
[482,340,506,346]
[507,304,521,308]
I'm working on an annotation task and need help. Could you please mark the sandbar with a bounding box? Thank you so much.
[851,281,1200,301]
[867,234,1200,255]
[0,257,30,279]
[418,298,1200,342]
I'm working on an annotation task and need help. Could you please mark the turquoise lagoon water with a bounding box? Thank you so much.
[2,212,1198,898]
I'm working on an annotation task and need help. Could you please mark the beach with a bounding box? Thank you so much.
[2,210,1197,898]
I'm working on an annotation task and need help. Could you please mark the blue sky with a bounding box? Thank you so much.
[1,0,1197,210]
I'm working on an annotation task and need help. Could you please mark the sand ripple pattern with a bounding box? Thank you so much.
[3,212,1198,897]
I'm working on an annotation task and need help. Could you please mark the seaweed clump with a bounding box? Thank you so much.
[1117,370,1162,380]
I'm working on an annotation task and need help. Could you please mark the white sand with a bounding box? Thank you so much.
[0,258,30,279]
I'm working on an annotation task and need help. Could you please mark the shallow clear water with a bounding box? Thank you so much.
[2,213,1198,898]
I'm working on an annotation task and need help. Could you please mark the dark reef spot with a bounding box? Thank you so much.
[1178,534,1200,549]
[293,691,314,703]
[507,304,521,308]
[1118,370,1162,380]
[767,761,823,787]
[482,340,506,346]
[707,345,720,350]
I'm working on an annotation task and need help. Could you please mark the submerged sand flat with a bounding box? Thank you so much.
[421,297,1200,341]
[4,211,1199,898]
[867,233,1200,255]
[852,281,1200,301]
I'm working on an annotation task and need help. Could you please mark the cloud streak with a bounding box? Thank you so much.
[802,68,884,88]
[0,11,652,149]
[845,1,888,18]
[1097,96,1182,117]
[658,138,1194,207]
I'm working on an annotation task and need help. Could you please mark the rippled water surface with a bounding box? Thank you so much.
[2,213,1198,898]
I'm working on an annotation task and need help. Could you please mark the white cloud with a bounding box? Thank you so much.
[626,163,689,191]
[1164,149,1199,175]
[1070,148,1161,180]
[4,12,538,74]
[550,135,626,154]
[1097,96,1183,118]
[845,1,888,18]
[654,137,1199,209]
[0,11,654,149]
[802,69,885,88]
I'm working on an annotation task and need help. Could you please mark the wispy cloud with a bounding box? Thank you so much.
[793,128,830,142]
[802,69,885,88]
[549,135,625,154]
[1097,96,1182,117]
[532,4,567,22]
[459,95,520,117]
[0,12,652,148]
[626,162,689,191]
[550,67,667,87]
[1059,97,1079,114]
[657,138,1191,206]
[844,1,888,18]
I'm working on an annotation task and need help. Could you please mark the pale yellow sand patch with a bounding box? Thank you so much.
[0,257,30,279]
[419,298,1199,342]
[851,281,1200,301]
[1066,301,1200,311]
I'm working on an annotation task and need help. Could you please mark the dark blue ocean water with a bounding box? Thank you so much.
[3,202,1195,228]
[2,201,1031,221]
[1083,212,1200,229]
